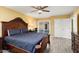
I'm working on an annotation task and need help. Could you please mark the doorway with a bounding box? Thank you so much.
[37,20,50,34]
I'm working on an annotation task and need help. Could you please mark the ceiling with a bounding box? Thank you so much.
[6,6,79,18]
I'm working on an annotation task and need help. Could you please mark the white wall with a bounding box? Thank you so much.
[72,14,77,34]
[54,18,71,39]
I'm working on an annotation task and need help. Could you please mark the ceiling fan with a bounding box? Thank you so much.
[31,6,50,14]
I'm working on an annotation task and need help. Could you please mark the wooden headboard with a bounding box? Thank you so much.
[2,17,28,38]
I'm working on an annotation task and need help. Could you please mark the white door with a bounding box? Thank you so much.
[54,19,71,39]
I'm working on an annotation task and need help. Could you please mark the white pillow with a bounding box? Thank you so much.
[7,30,10,36]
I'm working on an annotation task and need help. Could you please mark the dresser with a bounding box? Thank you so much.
[72,33,79,52]
[71,14,79,53]
[0,37,2,53]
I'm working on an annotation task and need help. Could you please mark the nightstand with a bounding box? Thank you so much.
[0,38,2,53]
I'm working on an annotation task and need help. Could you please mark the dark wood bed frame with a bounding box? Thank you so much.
[2,17,49,53]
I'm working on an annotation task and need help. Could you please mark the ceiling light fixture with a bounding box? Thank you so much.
[38,10,42,14]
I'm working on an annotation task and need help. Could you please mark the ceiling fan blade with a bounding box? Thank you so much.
[31,10,39,12]
[41,6,48,9]
[31,6,39,10]
[42,10,50,12]
[32,6,48,10]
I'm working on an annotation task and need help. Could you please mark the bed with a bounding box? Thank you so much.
[2,17,49,53]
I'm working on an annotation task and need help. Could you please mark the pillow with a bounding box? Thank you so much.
[7,30,10,36]
[7,29,21,36]
[21,28,28,33]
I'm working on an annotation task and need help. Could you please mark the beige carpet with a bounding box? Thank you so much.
[45,36,73,53]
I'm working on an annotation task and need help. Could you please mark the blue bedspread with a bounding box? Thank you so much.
[5,32,47,53]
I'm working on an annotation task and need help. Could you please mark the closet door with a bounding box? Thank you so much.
[54,19,71,39]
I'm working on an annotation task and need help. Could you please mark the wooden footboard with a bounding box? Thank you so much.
[7,44,28,53]
[35,36,49,53]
